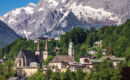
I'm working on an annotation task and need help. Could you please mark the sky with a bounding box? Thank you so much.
[0,0,39,16]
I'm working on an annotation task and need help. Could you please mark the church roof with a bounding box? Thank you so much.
[17,50,36,60]
[51,55,75,63]
[16,50,43,64]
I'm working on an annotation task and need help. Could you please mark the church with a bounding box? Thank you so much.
[15,40,49,68]
[15,40,49,77]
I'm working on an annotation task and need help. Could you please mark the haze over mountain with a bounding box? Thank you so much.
[0,21,19,48]
[0,0,130,39]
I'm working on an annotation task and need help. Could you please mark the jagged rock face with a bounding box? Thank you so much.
[0,0,130,39]
[0,3,36,38]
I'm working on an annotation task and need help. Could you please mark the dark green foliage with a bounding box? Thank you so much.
[89,69,121,80]
[28,69,45,80]
[44,55,54,66]
[0,59,15,80]
[60,27,86,46]
[50,72,60,80]
[101,20,130,56]
[28,65,123,80]
[75,69,85,80]
[0,38,36,59]
[62,69,73,80]
[0,38,60,59]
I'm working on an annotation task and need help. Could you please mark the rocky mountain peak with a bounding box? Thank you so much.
[0,0,130,39]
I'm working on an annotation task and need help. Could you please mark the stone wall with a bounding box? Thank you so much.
[16,67,38,77]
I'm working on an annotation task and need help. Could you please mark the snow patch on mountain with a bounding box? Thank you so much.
[11,8,21,16]
[23,30,32,38]
[8,18,17,24]
[48,0,59,7]
[60,20,68,28]
[0,0,130,39]
[1,3,35,19]
[38,8,44,12]
[70,3,121,24]
[59,11,69,22]
[0,3,36,29]
[23,6,35,14]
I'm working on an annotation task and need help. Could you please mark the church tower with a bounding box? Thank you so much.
[68,42,74,59]
[43,40,49,61]
[35,41,41,56]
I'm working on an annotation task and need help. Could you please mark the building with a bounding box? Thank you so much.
[33,37,48,43]
[80,57,92,64]
[68,62,86,72]
[49,55,75,71]
[15,40,49,77]
[8,77,18,80]
[80,55,125,69]
[49,42,75,72]
[87,50,96,55]
[99,55,125,67]
[80,57,94,69]
[38,37,48,41]
[15,50,40,67]
[54,37,60,41]
[101,49,107,55]
[93,40,103,48]
[68,42,74,59]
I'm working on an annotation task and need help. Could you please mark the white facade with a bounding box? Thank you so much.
[113,61,117,67]
[30,62,40,67]
[35,51,40,56]
[68,42,74,57]
[101,49,107,55]
[43,51,49,61]
[80,57,92,64]
[88,50,96,55]
[49,63,62,71]
[54,37,60,41]
[93,40,103,47]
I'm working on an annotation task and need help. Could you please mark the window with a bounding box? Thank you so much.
[19,59,21,67]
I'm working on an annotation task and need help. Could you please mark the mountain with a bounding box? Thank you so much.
[0,0,130,39]
[0,21,19,48]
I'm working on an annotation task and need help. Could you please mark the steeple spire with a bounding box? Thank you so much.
[37,41,40,51]
[45,40,48,51]
[35,41,41,55]
[43,39,49,61]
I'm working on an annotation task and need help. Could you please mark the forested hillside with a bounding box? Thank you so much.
[0,20,130,62]
[0,20,130,80]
